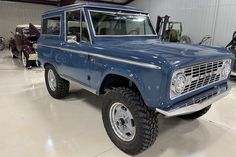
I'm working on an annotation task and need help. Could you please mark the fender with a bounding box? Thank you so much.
[99,66,157,108]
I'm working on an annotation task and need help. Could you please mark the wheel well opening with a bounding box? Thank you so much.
[44,63,52,69]
[99,74,139,95]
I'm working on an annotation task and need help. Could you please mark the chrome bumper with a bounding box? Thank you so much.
[156,89,230,117]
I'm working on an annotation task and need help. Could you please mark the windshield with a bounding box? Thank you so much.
[89,11,156,36]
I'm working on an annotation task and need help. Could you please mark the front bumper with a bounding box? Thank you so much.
[156,85,230,117]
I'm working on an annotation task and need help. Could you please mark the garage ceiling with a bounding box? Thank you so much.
[3,0,134,6]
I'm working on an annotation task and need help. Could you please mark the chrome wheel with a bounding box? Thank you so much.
[48,69,56,91]
[109,102,136,142]
[22,52,27,67]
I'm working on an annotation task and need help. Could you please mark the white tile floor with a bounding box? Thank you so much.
[0,50,236,157]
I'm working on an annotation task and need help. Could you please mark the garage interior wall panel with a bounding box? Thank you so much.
[214,0,236,46]
[0,1,55,41]
[130,0,236,47]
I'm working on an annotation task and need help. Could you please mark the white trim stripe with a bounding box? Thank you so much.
[38,44,161,70]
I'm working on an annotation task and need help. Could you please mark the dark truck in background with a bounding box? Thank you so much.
[9,23,41,68]
[227,31,236,76]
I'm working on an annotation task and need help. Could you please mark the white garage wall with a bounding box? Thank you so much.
[0,1,55,42]
[129,0,236,47]
[214,0,236,46]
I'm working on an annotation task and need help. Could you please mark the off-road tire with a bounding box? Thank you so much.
[179,105,211,120]
[102,87,158,155]
[45,65,69,99]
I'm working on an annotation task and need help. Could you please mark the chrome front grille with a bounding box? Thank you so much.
[182,60,223,94]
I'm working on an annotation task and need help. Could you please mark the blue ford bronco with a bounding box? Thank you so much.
[37,3,234,155]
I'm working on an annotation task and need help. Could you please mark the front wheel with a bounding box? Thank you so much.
[45,65,70,99]
[102,87,158,155]
[178,105,211,120]
[21,52,30,67]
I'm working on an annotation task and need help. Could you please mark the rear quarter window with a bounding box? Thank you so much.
[42,16,61,35]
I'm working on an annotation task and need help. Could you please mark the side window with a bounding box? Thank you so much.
[42,16,61,35]
[66,10,80,41]
[81,13,90,42]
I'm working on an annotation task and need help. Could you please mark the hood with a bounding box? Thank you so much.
[94,38,233,69]
[29,23,40,38]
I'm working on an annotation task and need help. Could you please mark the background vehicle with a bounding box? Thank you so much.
[9,23,40,68]
[156,15,192,44]
[0,36,5,51]
[226,31,236,76]
[37,3,233,155]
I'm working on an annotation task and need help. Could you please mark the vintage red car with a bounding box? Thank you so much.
[9,24,40,67]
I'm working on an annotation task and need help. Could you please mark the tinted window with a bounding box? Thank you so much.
[42,16,61,35]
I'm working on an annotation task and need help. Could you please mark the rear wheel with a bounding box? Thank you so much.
[45,65,70,99]
[102,87,158,155]
[178,105,211,120]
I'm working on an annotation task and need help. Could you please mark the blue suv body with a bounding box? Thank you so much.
[37,3,234,155]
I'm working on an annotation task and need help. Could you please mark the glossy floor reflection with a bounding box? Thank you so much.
[0,50,236,157]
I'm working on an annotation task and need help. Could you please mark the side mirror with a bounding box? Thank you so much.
[67,36,77,43]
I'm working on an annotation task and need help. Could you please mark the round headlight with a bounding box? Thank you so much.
[33,43,38,50]
[221,60,231,79]
[172,73,186,95]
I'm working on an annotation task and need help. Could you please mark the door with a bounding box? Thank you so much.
[41,15,64,74]
[61,9,90,86]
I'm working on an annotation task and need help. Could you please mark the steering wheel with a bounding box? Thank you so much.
[128,29,139,35]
